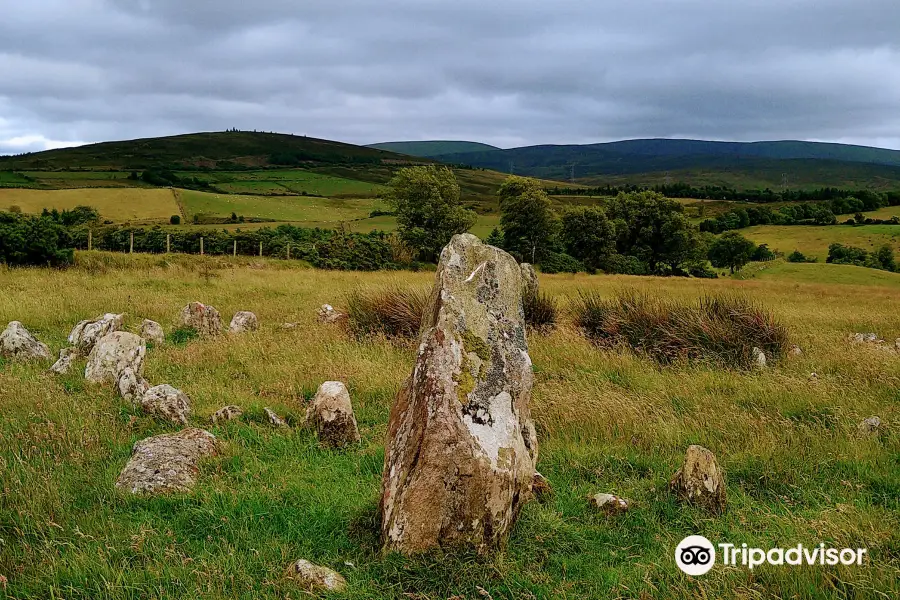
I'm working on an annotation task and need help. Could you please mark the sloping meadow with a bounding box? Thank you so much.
[0,254,898,598]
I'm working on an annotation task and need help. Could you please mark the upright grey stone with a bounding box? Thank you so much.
[380,234,538,554]
[68,313,125,354]
[84,332,145,384]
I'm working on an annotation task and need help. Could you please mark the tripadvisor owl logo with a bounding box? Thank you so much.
[675,535,868,575]
[675,535,716,575]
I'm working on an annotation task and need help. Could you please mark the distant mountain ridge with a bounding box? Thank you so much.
[366,140,501,158]
[426,138,900,189]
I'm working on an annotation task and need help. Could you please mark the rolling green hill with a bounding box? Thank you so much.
[366,140,501,157]
[438,139,900,189]
[0,131,426,171]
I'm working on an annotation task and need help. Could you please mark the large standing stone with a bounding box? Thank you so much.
[520,263,539,299]
[228,311,259,333]
[140,319,165,345]
[380,234,538,554]
[115,428,219,495]
[306,381,361,448]
[139,384,191,424]
[48,347,78,374]
[179,302,222,336]
[84,332,145,384]
[0,321,51,361]
[68,313,125,354]
[669,445,727,513]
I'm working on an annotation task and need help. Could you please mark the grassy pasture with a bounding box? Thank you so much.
[0,188,180,223]
[744,224,900,260]
[0,253,898,599]
[178,190,385,224]
[181,170,386,198]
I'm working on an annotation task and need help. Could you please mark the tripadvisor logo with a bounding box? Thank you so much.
[675,536,867,576]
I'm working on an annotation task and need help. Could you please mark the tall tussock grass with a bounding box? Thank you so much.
[522,290,558,333]
[346,286,430,340]
[347,284,559,340]
[572,289,789,368]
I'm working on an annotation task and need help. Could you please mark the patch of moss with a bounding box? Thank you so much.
[461,330,491,362]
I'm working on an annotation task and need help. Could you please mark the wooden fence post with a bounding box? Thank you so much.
[200,237,204,256]
[130,232,134,254]
[88,230,92,251]
[259,241,263,257]
[287,244,291,260]
[166,234,171,254]
[233,240,237,257]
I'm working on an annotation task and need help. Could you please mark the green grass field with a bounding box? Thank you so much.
[744,224,900,259]
[0,252,898,599]
[181,170,386,198]
[178,189,385,224]
[0,188,180,223]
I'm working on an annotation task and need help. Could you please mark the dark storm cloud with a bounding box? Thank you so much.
[2,0,899,153]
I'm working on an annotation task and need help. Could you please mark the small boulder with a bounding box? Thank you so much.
[68,313,125,354]
[306,381,360,448]
[280,322,299,330]
[858,416,882,436]
[809,372,819,383]
[48,347,78,374]
[117,367,150,403]
[115,428,219,495]
[850,332,879,344]
[670,445,727,513]
[520,262,539,298]
[789,345,803,356]
[179,302,222,336]
[532,472,553,502]
[139,384,191,424]
[228,311,259,333]
[264,407,288,427]
[589,493,630,514]
[285,560,347,593]
[211,405,243,424]
[752,347,767,368]
[84,332,146,384]
[140,319,165,345]
[317,304,346,325]
[0,321,51,361]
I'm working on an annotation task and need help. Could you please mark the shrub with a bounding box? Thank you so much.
[751,243,776,262]
[540,251,584,274]
[523,290,558,333]
[0,212,74,267]
[572,290,789,369]
[170,215,181,225]
[599,254,649,275]
[346,287,430,340]
[787,250,816,263]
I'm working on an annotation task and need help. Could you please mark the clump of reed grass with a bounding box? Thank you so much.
[572,289,789,368]
[522,290,558,333]
[345,286,430,340]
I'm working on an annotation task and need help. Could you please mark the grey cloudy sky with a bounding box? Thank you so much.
[2,0,899,154]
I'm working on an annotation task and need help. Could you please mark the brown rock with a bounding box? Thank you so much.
[211,405,243,424]
[115,428,219,495]
[179,302,222,336]
[670,445,727,513]
[306,381,361,448]
[380,233,537,554]
[285,559,347,593]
